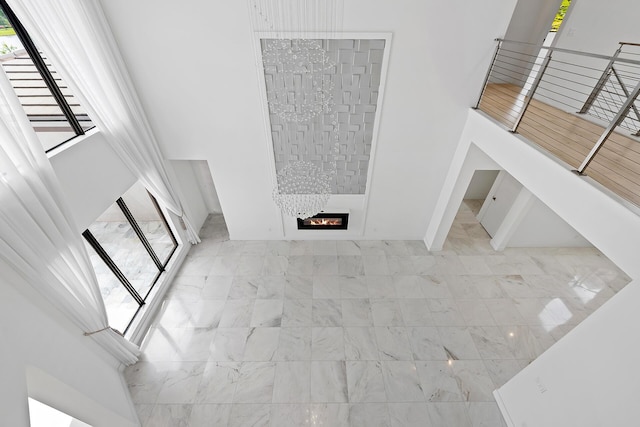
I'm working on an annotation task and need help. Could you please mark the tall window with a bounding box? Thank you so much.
[83,182,178,333]
[0,0,93,152]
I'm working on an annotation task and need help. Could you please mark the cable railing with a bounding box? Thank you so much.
[475,38,640,209]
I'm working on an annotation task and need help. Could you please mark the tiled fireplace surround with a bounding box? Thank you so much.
[126,201,629,426]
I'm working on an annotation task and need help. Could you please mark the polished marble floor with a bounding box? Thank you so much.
[126,201,630,426]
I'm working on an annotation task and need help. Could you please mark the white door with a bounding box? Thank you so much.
[478,171,522,237]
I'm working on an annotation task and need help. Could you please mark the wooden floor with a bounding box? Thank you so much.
[479,83,640,209]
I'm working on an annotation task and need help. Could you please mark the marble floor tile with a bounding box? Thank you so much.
[309,403,350,426]
[337,241,362,255]
[426,402,472,427]
[467,402,508,427]
[250,300,283,327]
[202,276,233,300]
[312,327,345,360]
[420,275,453,298]
[275,327,311,361]
[210,328,249,361]
[255,276,286,299]
[416,361,464,402]
[145,404,192,427]
[189,404,232,427]
[387,256,417,275]
[310,361,348,403]
[344,327,379,360]
[408,327,447,361]
[283,275,313,299]
[312,276,341,299]
[156,362,206,404]
[219,300,254,328]
[312,299,342,326]
[232,362,276,403]
[371,299,404,326]
[375,327,413,361]
[437,327,482,360]
[228,404,271,427]
[130,210,628,427]
[228,277,260,300]
[313,255,339,275]
[243,327,280,361]
[236,255,265,276]
[339,276,369,299]
[269,404,311,427]
[346,361,387,402]
[456,299,496,326]
[428,299,465,326]
[262,254,288,276]
[287,256,314,276]
[281,298,312,327]
[348,403,391,427]
[393,276,425,298]
[366,276,396,298]
[399,299,434,326]
[380,361,425,402]
[195,362,240,403]
[450,360,496,402]
[210,256,240,276]
[272,362,311,403]
[337,255,365,275]
[388,402,432,427]
[363,255,390,275]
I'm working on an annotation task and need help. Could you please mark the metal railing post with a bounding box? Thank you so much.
[577,79,640,174]
[578,44,623,115]
[611,67,640,136]
[474,39,502,109]
[511,49,553,133]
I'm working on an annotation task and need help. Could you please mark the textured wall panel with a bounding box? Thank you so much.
[262,39,386,194]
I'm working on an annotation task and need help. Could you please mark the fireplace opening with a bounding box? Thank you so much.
[297,212,349,230]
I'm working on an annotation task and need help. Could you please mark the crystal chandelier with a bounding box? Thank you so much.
[250,0,344,220]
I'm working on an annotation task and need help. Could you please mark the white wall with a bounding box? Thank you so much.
[99,0,518,240]
[49,130,137,232]
[170,160,211,234]
[464,170,499,199]
[509,197,592,247]
[0,267,139,427]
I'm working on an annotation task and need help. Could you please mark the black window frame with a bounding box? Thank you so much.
[0,0,93,152]
[83,191,178,334]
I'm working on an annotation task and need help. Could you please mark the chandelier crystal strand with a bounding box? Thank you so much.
[251,1,343,219]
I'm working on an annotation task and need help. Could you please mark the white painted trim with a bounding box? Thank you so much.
[360,32,393,237]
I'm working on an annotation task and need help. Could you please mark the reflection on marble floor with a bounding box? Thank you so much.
[126,201,630,427]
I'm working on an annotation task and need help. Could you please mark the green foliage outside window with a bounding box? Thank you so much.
[551,0,571,32]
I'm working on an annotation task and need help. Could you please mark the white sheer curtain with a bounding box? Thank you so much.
[7,0,201,244]
[0,62,140,365]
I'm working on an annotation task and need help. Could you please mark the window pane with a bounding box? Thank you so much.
[121,181,177,265]
[0,3,93,151]
[83,239,140,333]
[88,202,160,300]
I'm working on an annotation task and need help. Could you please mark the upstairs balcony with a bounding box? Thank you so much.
[475,39,640,211]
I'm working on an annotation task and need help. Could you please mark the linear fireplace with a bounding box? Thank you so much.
[297,212,349,230]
